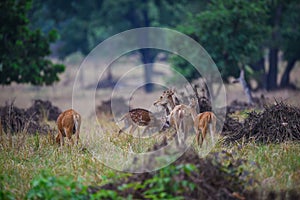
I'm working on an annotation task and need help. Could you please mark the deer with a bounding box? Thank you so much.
[189,98,217,147]
[167,103,193,145]
[118,108,168,136]
[153,89,178,111]
[56,109,81,147]
[154,89,194,144]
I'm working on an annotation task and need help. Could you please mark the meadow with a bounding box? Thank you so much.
[1,55,300,199]
[1,117,300,199]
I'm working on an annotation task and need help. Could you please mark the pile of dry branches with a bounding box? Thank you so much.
[225,101,300,144]
[0,100,60,134]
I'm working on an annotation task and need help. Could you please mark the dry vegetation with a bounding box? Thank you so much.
[1,55,300,199]
[1,103,300,199]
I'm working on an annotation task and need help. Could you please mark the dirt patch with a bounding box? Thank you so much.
[0,100,61,134]
[225,101,300,144]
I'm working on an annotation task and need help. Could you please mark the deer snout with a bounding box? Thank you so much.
[153,100,160,106]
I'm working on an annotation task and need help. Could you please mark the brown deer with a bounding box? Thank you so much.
[56,109,81,147]
[118,108,167,136]
[153,89,177,111]
[189,98,217,147]
[154,89,194,143]
[167,101,198,145]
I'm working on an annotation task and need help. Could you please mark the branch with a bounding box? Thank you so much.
[232,69,254,105]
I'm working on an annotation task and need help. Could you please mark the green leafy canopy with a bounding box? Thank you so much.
[0,0,65,85]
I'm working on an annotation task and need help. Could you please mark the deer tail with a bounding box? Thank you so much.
[73,114,80,132]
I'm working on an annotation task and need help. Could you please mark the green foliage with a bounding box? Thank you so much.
[29,0,192,59]
[0,176,15,200]
[280,1,300,61]
[26,171,86,200]
[173,0,268,82]
[117,163,196,199]
[0,0,65,85]
[232,142,300,191]
[26,171,120,200]
[142,164,196,199]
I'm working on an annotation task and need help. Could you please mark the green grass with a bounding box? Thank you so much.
[1,119,300,199]
[230,142,300,191]
[0,131,117,199]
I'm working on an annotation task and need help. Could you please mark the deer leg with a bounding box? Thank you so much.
[212,118,217,143]
[209,123,214,144]
[201,125,208,147]
[178,120,185,145]
[129,125,138,135]
[118,120,130,135]
[75,124,80,145]
[142,125,151,135]
[65,127,74,146]
[75,130,79,145]
[196,129,202,147]
[55,131,60,145]
[173,119,181,146]
[58,130,64,147]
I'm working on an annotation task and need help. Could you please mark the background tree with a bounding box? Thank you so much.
[0,0,65,85]
[172,0,268,84]
[29,0,197,92]
[172,0,300,91]
[279,0,300,88]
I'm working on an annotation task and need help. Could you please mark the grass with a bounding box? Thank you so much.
[0,130,116,199]
[231,142,300,191]
[1,117,300,199]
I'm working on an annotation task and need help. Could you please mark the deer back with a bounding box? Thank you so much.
[128,108,152,126]
[57,109,81,136]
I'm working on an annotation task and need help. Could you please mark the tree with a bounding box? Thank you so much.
[0,0,65,85]
[173,0,300,91]
[279,0,300,88]
[172,0,268,83]
[30,0,194,92]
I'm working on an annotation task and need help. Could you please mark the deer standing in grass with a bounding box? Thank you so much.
[56,109,81,147]
[154,89,194,145]
[189,98,217,147]
[118,108,168,136]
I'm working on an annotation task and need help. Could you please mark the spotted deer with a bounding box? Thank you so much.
[153,89,178,111]
[154,89,193,145]
[189,98,217,147]
[118,108,168,136]
[56,109,81,147]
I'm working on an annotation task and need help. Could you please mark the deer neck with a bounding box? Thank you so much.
[162,103,170,115]
[190,107,197,121]
[167,96,176,109]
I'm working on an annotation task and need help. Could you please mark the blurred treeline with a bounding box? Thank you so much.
[1,0,299,91]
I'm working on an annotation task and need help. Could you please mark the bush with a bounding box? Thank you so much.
[94,149,256,199]
[26,171,119,200]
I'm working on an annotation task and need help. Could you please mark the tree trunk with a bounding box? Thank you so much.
[267,48,279,90]
[266,2,282,91]
[280,58,297,88]
[249,57,266,90]
[140,49,156,92]
[138,7,157,93]
[240,69,254,104]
